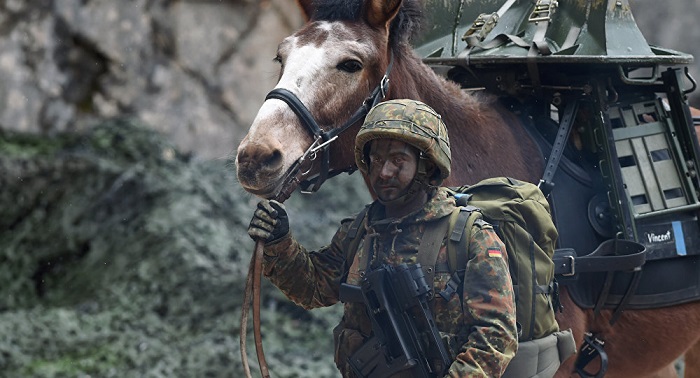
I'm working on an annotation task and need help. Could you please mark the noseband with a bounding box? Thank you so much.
[265,54,394,201]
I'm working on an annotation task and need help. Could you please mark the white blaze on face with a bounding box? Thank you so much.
[242,21,375,181]
[244,36,329,173]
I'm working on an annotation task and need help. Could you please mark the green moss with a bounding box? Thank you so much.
[0,119,370,377]
[0,118,187,166]
[0,129,66,158]
[22,347,125,376]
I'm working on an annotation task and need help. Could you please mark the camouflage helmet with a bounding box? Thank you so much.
[355,99,451,181]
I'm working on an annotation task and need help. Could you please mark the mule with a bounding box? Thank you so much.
[235,0,700,376]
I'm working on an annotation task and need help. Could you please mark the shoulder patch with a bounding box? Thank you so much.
[487,247,503,258]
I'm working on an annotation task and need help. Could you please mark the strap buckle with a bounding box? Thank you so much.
[438,272,462,301]
[562,255,576,276]
[575,332,608,378]
[380,75,390,98]
[463,13,499,44]
[529,0,558,22]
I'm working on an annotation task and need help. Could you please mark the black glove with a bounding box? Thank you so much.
[248,199,290,243]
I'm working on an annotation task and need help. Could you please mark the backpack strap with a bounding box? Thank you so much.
[439,206,485,301]
[347,205,370,240]
[341,204,484,299]
[417,215,452,290]
[341,205,370,282]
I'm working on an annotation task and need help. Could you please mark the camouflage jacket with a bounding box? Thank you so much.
[262,188,517,377]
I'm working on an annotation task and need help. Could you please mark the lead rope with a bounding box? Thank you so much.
[239,127,315,378]
[241,240,270,378]
[241,195,293,378]
[240,52,393,378]
[240,170,301,378]
[239,133,328,378]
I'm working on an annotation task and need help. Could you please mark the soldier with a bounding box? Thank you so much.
[248,99,517,377]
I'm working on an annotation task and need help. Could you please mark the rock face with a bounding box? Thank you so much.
[0,120,370,377]
[0,1,698,159]
[0,0,302,159]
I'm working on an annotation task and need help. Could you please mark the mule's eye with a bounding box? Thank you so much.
[337,60,363,73]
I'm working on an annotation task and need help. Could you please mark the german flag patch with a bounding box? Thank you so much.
[487,248,503,258]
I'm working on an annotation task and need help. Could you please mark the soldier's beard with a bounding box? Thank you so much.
[377,176,431,209]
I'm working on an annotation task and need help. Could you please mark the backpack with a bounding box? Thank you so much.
[342,177,559,342]
[446,177,559,341]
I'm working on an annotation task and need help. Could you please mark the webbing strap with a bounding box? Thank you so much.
[608,269,643,326]
[447,208,473,274]
[449,207,475,243]
[463,0,522,49]
[345,207,369,256]
[528,0,555,56]
[526,2,553,92]
[530,21,552,56]
[440,208,494,302]
[360,231,374,274]
[418,216,453,289]
[439,208,478,301]
[593,272,615,318]
[553,239,646,277]
[341,206,369,284]
[538,100,579,196]
[466,33,530,50]
[536,283,553,294]
[345,208,453,287]
[344,205,482,302]
[347,206,369,240]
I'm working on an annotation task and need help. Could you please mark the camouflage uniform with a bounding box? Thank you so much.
[262,187,517,377]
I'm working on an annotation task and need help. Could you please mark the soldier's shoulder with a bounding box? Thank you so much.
[472,217,493,230]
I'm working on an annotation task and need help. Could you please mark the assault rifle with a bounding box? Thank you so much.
[339,263,450,378]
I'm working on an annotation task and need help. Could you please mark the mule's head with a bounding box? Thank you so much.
[235,0,409,199]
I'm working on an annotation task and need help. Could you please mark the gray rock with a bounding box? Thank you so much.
[1,0,697,160]
[0,0,303,159]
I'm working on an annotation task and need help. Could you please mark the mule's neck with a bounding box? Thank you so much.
[386,45,543,185]
[388,45,470,120]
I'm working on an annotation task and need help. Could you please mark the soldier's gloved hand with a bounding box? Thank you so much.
[248,199,289,243]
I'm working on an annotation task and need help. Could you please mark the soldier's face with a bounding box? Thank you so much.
[367,139,419,203]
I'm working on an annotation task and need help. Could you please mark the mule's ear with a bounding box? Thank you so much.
[296,0,315,21]
[364,0,402,30]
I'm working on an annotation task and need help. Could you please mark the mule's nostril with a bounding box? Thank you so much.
[236,140,284,174]
[265,149,283,168]
[236,148,251,165]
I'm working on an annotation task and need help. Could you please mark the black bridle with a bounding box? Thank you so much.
[265,54,394,201]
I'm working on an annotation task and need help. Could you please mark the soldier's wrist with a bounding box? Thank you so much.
[263,231,293,251]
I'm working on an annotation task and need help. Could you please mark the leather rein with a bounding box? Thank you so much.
[240,54,393,378]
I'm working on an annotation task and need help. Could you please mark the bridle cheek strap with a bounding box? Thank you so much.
[264,53,394,195]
